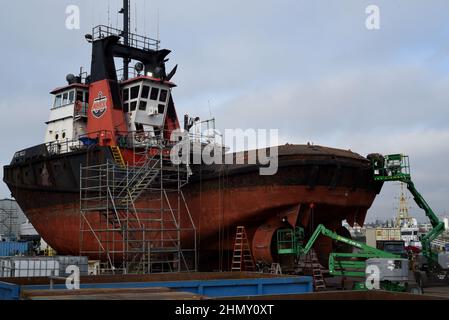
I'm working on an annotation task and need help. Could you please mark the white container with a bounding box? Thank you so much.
[88,260,101,275]
[365,228,377,247]
[0,259,10,277]
[375,228,401,241]
[0,257,59,277]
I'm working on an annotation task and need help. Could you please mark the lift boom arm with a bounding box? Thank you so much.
[298,224,396,258]
[371,153,446,266]
[277,224,398,277]
[403,180,445,262]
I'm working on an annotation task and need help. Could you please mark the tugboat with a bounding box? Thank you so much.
[3,1,383,272]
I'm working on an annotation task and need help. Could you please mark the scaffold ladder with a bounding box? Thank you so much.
[231,226,255,271]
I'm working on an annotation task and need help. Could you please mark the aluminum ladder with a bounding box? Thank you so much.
[231,226,255,271]
[304,249,326,291]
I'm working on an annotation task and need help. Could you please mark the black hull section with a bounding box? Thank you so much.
[4,144,383,211]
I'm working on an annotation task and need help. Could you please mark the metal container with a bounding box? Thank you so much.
[0,257,59,278]
[438,253,449,269]
[365,228,376,247]
[56,256,88,276]
[0,272,314,300]
[0,241,29,257]
[366,258,409,282]
[88,260,100,275]
[375,228,401,241]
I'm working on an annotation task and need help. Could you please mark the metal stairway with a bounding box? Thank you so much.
[110,146,126,167]
[116,150,163,204]
[122,164,161,204]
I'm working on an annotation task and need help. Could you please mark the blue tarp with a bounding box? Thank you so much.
[79,137,98,146]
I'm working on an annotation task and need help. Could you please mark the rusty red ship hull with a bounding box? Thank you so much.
[3,144,382,270]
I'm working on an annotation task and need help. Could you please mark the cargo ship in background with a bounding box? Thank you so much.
[3,1,384,273]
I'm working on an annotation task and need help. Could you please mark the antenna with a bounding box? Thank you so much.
[122,0,131,80]
[208,100,213,119]
[157,8,160,48]
[134,1,138,34]
[116,0,119,29]
[144,0,146,35]
[107,0,111,27]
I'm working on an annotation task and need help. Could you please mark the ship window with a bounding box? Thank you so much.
[62,92,69,105]
[123,88,129,101]
[130,101,137,111]
[123,103,129,112]
[139,101,147,111]
[55,133,59,140]
[62,131,66,139]
[54,95,62,108]
[150,87,159,100]
[159,89,168,102]
[142,85,150,99]
[135,123,144,132]
[158,104,165,114]
[76,90,83,102]
[130,86,140,99]
[68,90,75,103]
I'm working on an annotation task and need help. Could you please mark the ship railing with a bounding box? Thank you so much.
[46,139,86,155]
[123,128,223,149]
[45,129,109,155]
[116,130,168,153]
[44,127,224,160]
[116,66,140,81]
[74,101,88,118]
[92,25,160,51]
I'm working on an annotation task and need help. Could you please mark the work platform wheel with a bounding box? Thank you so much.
[406,284,423,295]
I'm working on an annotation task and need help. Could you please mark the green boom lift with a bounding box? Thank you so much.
[277,224,410,291]
[277,153,449,292]
[278,224,399,277]
[371,154,449,286]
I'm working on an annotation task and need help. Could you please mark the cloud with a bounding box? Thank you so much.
[213,65,449,136]
[210,65,449,221]
[0,0,448,222]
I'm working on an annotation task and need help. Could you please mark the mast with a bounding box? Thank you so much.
[122,0,130,80]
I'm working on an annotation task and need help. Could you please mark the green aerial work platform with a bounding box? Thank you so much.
[277,153,448,292]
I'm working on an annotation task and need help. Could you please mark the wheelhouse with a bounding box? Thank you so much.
[45,83,89,145]
[121,76,176,136]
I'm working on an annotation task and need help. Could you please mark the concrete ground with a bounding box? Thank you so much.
[424,286,449,299]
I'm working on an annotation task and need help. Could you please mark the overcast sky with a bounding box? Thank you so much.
[0,0,448,223]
